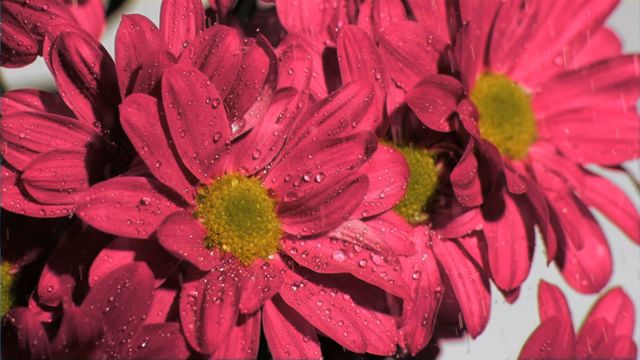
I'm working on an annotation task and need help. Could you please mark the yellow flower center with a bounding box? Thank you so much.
[195,174,281,265]
[1,262,15,316]
[471,73,537,160]
[392,144,439,225]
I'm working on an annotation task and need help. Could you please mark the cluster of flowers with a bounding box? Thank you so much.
[1,0,638,358]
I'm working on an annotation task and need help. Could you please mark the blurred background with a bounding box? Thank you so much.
[1,1,638,359]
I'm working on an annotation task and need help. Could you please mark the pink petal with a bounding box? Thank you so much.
[179,268,241,354]
[263,295,322,360]
[66,0,105,40]
[0,111,98,170]
[145,288,177,324]
[482,190,534,291]
[521,174,557,262]
[1,164,74,218]
[230,88,300,174]
[275,0,332,36]
[353,144,409,218]
[1,89,73,117]
[365,212,415,256]
[431,206,483,239]
[571,27,622,69]
[278,175,369,236]
[357,0,407,39]
[0,13,38,68]
[518,316,576,360]
[605,337,638,360]
[156,210,219,271]
[400,227,443,355]
[406,0,450,42]
[161,64,231,183]
[179,25,243,97]
[120,93,194,199]
[238,256,286,313]
[126,323,191,360]
[2,308,52,359]
[48,32,120,130]
[450,139,483,207]
[432,236,491,338]
[159,0,205,57]
[277,43,313,91]
[21,149,90,205]
[81,263,155,348]
[575,318,615,359]
[211,312,261,359]
[76,176,183,239]
[51,303,102,357]
[378,21,442,91]
[89,237,179,289]
[209,0,237,19]
[575,171,640,244]
[407,75,463,132]
[270,131,376,201]
[114,14,164,96]
[537,281,573,326]
[579,287,635,340]
[281,233,410,300]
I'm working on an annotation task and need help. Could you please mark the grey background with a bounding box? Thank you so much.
[1,1,638,359]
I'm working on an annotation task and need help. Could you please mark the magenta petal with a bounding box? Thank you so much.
[179,25,243,96]
[2,308,51,359]
[114,14,164,96]
[81,263,155,347]
[482,190,533,291]
[537,281,573,326]
[120,93,194,199]
[519,317,576,360]
[77,176,182,239]
[406,0,449,41]
[278,175,369,236]
[0,12,38,68]
[160,0,205,57]
[277,43,313,91]
[450,139,483,207]
[275,0,331,36]
[51,303,102,357]
[127,323,191,360]
[48,32,120,130]
[21,149,89,205]
[145,288,177,324]
[1,89,73,117]
[353,144,409,218]
[66,0,105,40]
[179,268,241,354]
[407,75,463,132]
[1,111,98,171]
[279,269,367,353]
[575,319,616,359]
[579,288,635,340]
[400,227,443,355]
[357,0,407,39]
[366,212,415,256]
[162,65,231,183]
[378,21,442,90]
[238,256,286,313]
[263,295,322,360]
[432,236,491,338]
[89,237,179,289]
[156,210,218,271]
[576,171,640,244]
[211,312,261,359]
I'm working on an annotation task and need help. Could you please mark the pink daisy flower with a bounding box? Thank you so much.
[75,50,412,355]
[400,0,640,295]
[519,281,637,359]
[1,0,105,68]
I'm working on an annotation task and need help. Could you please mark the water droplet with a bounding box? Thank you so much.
[332,250,346,262]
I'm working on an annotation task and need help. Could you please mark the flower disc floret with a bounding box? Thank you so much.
[471,73,537,160]
[195,174,281,265]
[393,145,439,225]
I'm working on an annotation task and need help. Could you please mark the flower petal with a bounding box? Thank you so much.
[518,316,576,360]
[450,139,483,207]
[1,89,73,117]
[211,312,261,359]
[0,12,38,68]
[66,0,105,40]
[407,75,463,132]
[275,0,331,36]
[114,14,164,96]
[263,295,322,360]
[365,212,415,256]
[432,236,491,338]
[77,176,183,239]
[179,268,241,354]
[21,149,90,205]
[2,308,51,359]
[353,144,409,218]
[127,323,191,360]
[578,287,635,340]
[89,237,179,289]
[162,64,231,183]
[238,256,286,313]
[120,93,194,199]
[159,0,205,57]
[537,281,573,326]
[157,210,219,271]
[48,32,120,130]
